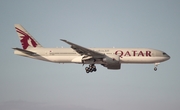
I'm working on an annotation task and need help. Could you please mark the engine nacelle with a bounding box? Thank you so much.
[103,55,121,69]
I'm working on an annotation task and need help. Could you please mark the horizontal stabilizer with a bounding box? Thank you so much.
[12,48,37,56]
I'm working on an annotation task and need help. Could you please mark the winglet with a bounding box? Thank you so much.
[60,39,66,42]
[60,39,68,43]
[60,39,73,46]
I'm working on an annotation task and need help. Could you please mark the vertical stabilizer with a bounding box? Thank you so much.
[14,24,43,50]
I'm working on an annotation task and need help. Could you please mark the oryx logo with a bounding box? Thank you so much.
[15,27,37,49]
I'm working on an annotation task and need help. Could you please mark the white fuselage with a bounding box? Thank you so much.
[14,47,170,64]
[13,24,170,72]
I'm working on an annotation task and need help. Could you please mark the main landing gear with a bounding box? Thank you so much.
[85,64,97,73]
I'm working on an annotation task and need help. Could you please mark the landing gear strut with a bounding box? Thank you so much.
[154,63,160,71]
[85,64,97,73]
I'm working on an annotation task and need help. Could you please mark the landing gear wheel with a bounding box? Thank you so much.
[154,67,157,71]
[93,68,97,72]
[85,67,90,73]
[85,64,97,73]
[86,70,89,73]
[85,67,89,70]
[154,63,160,71]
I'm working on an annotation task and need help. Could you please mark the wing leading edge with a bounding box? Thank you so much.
[60,39,105,59]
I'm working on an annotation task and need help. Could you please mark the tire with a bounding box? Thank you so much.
[85,67,89,70]
[154,67,157,71]
[86,70,89,73]
[93,68,97,72]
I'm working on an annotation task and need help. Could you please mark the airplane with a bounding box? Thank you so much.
[13,24,170,73]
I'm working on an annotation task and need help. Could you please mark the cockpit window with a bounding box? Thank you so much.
[163,52,167,55]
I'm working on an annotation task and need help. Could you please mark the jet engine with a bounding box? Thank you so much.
[102,55,121,69]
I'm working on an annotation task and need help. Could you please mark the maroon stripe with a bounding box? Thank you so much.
[15,27,28,36]
[15,28,27,36]
[16,30,28,36]
[15,27,26,34]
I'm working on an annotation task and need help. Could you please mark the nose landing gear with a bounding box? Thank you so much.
[154,63,160,71]
[85,64,97,73]
[154,67,157,71]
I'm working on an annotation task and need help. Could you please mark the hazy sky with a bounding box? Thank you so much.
[0,0,180,110]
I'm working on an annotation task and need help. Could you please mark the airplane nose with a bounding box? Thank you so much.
[167,54,170,60]
[162,52,170,60]
[168,55,170,59]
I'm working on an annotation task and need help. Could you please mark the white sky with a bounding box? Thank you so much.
[0,0,180,110]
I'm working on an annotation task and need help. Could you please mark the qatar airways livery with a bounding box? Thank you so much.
[13,24,170,73]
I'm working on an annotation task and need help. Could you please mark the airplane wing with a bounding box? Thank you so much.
[60,39,105,58]
[12,48,37,56]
